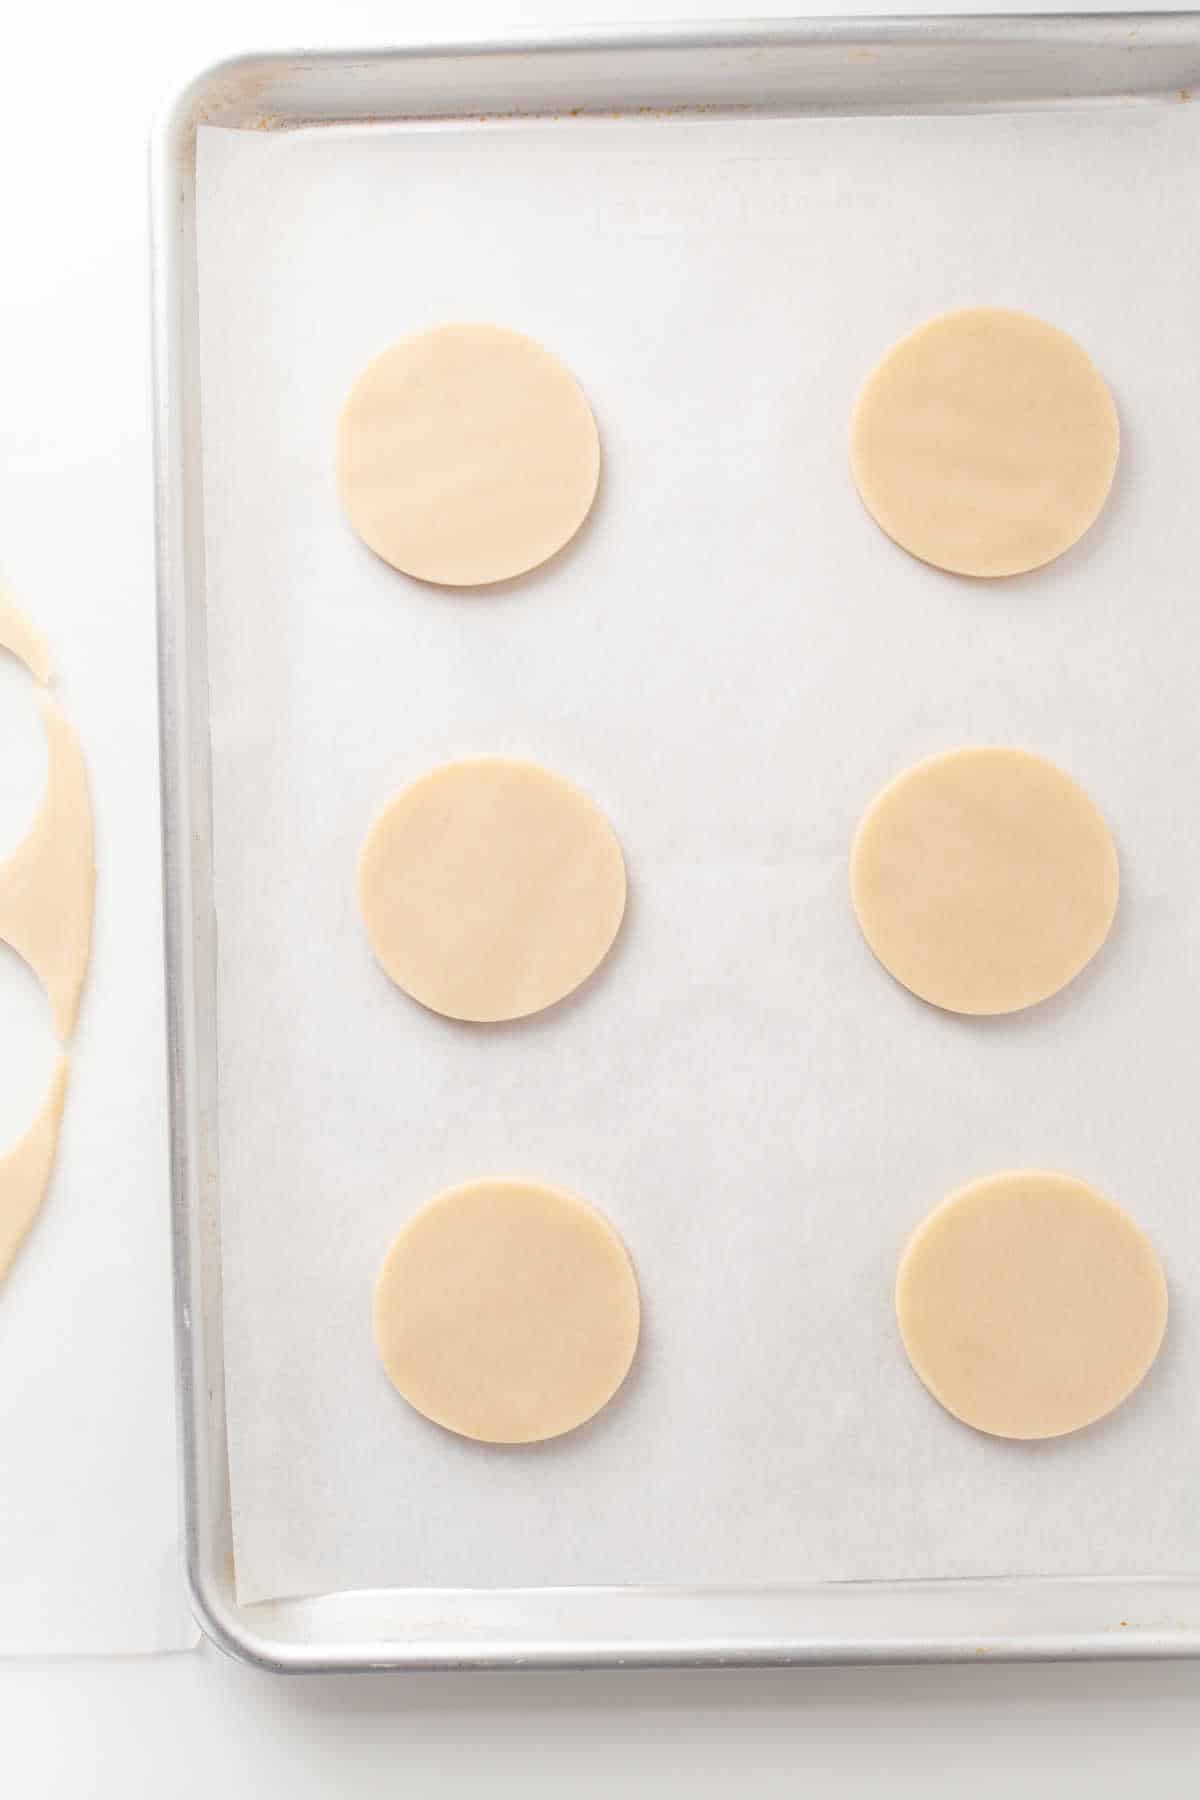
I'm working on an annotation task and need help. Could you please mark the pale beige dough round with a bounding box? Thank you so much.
[850,747,1118,1015]
[337,323,600,585]
[374,1177,641,1443]
[359,757,626,1022]
[896,1171,1167,1439]
[851,307,1119,577]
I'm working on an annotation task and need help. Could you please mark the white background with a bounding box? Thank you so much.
[3,1,1200,1794]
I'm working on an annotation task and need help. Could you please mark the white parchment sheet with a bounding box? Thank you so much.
[198,103,1200,1606]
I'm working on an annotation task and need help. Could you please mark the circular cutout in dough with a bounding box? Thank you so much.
[850,747,1118,1015]
[896,1171,1167,1439]
[337,323,600,586]
[851,307,1119,577]
[374,1177,641,1443]
[359,757,626,1023]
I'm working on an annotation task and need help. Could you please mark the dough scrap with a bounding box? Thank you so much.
[374,1177,640,1443]
[0,1058,69,1284]
[850,747,1118,1015]
[0,691,95,1041]
[337,323,600,586]
[851,307,1119,577]
[0,581,52,683]
[896,1170,1167,1439]
[359,757,626,1023]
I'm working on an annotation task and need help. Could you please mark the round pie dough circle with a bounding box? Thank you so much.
[850,747,1118,1015]
[851,307,1119,577]
[896,1171,1167,1439]
[374,1178,641,1443]
[359,757,626,1023]
[337,323,601,585]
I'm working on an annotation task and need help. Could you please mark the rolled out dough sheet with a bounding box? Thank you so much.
[0,1057,69,1284]
[373,1177,641,1444]
[0,690,96,1041]
[0,581,52,683]
[337,323,600,586]
[850,747,1118,1015]
[359,756,626,1023]
[896,1170,1167,1439]
[851,307,1119,577]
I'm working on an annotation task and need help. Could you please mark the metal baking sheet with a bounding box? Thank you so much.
[153,17,1200,1670]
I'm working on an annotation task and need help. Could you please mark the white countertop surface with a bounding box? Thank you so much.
[4,0,1200,1789]
[5,1650,1200,1796]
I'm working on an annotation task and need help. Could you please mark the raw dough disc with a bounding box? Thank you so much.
[337,323,600,585]
[851,307,1119,577]
[374,1178,641,1443]
[359,756,626,1023]
[850,747,1118,1015]
[896,1171,1167,1439]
